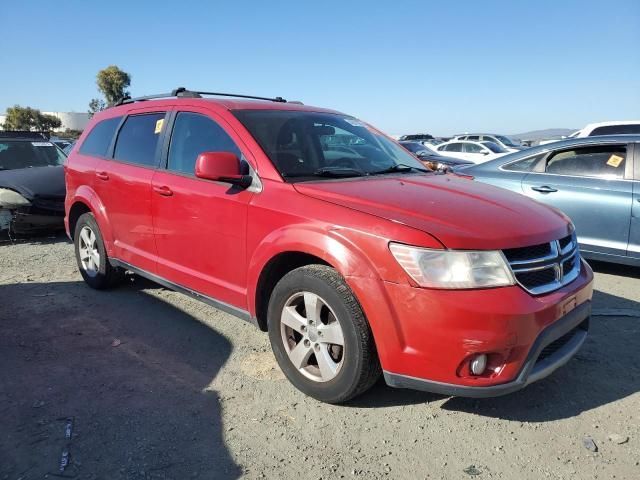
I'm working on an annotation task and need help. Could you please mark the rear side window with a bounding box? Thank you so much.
[545,145,627,178]
[446,143,463,152]
[589,124,640,136]
[463,143,483,153]
[167,112,241,175]
[467,135,480,141]
[78,117,121,157]
[113,113,166,167]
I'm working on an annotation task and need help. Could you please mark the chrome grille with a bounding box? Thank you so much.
[504,233,580,295]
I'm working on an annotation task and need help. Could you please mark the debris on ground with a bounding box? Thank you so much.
[582,436,598,452]
[463,465,482,476]
[608,434,629,445]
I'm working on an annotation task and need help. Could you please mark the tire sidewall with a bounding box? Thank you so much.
[268,268,366,403]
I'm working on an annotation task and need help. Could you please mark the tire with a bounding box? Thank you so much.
[267,265,381,403]
[73,212,124,289]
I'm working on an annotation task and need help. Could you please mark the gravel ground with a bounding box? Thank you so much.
[1,235,639,480]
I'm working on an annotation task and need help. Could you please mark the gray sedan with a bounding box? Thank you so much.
[456,135,640,266]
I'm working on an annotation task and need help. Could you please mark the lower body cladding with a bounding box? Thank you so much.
[359,259,594,397]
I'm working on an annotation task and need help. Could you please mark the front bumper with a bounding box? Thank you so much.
[384,300,590,397]
[351,258,594,397]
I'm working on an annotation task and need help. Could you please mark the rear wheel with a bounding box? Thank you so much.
[73,213,123,289]
[267,265,381,403]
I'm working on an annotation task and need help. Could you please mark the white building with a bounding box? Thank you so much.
[0,111,90,132]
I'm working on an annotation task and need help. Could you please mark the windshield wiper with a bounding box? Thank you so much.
[370,163,430,175]
[312,167,367,177]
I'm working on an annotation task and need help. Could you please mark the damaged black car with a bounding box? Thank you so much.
[0,132,66,235]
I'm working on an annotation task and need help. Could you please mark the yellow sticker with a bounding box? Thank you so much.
[154,119,164,134]
[607,154,624,167]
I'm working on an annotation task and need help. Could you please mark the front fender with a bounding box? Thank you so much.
[246,224,403,369]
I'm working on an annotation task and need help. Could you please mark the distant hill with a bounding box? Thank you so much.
[511,128,576,142]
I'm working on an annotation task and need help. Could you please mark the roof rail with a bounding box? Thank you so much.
[115,87,287,106]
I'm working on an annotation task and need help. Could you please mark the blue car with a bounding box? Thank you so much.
[456,135,640,266]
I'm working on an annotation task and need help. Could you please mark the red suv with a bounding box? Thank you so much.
[64,89,593,403]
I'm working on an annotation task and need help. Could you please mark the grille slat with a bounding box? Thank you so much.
[504,233,580,295]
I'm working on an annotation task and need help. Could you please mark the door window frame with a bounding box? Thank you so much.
[541,143,632,181]
[110,110,169,169]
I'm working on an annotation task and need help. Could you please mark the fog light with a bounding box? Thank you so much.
[470,354,487,375]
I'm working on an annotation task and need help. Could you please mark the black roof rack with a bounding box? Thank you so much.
[115,87,287,106]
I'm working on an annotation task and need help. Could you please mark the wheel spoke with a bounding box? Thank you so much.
[288,341,313,369]
[80,229,91,247]
[318,322,344,346]
[281,306,307,334]
[315,346,339,380]
[303,292,323,325]
[88,230,96,248]
[90,251,100,268]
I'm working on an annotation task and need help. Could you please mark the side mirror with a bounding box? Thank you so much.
[195,152,252,188]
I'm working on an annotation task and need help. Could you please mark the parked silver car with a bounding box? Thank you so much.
[456,135,640,266]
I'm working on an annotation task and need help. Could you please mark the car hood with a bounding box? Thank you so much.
[0,166,65,201]
[293,174,571,250]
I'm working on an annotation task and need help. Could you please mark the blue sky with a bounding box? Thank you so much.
[1,0,639,135]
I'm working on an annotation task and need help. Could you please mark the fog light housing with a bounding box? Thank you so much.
[470,354,487,375]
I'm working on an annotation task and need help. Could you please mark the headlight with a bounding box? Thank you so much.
[0,188,31,208]
[389,243,515,289]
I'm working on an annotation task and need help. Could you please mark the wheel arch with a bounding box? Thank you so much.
[67,186,115,253]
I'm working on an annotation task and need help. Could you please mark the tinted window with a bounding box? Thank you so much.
[481,141,506,153]
[545,146,626,178]
[503,153,546,172]
[468,135,480,141]
[446,143,463,152]
[589,124,640,136]
[78,117,121,157]
[168,112,241,175]
[113,113,165,167]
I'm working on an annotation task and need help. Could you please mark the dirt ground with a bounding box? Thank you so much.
[1,235,639,480]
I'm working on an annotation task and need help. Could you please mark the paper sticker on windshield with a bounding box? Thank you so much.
[31,142,54,147]
[343,118,367,128]
[154,119,164,134]
[607,154,624,167]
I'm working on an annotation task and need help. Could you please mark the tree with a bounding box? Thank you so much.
[1,105,61,132]
[96,65,131,106]
[88,98,106,118]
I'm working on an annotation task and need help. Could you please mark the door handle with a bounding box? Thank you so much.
[96,171,109,181]
[153,185,173,197]
[531,185,558,193]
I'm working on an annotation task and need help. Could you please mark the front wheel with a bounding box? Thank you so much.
[267,265,381,403]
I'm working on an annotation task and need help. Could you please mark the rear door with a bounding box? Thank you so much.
[151,107,254,309]
[521,143,633,257]
[629,143,640,259]
[92,108,167,273]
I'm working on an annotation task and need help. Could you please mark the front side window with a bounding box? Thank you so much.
[481,141,507,153]
[79,116,121,157]
[113,113,166,167]
[233,110,426,180]
[167,112,241,175]
[503,153,546,172]
[467,135,480,141]
[545,146,627,178]
[0,140,66,170]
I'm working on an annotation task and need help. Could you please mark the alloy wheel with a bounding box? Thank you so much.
[78,225,100,277]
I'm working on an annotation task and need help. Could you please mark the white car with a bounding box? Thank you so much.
[435,140,511,163]
[539,120,640,145]
[452,133,523,152]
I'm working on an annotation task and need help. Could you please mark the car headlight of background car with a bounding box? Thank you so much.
[0,188,32,209]
[389,242,515,289]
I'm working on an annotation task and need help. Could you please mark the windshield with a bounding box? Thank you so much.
[481,141,507,153]
[495,135,519,147]
[0,140,66,170]
[234,110,427,180]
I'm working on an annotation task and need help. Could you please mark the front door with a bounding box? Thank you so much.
[521,143,633,258]
[92,109,167,273]
[151,108,254,309]
[629,144,640,259]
